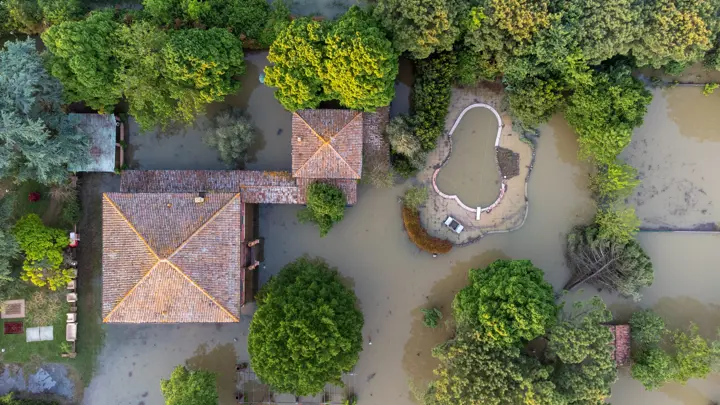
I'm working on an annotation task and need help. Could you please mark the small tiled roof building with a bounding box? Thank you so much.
[102,192,250,323]
[292,109,363,180]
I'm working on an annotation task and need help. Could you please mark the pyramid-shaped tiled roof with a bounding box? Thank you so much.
[292,110,363,179]
[102,193,244,323]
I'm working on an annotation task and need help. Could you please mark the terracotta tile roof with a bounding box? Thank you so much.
[121,170,300,204]
[120,170,357,205]
[362,107,391,171]
[292,110,363,179]
[607,324,631,366]
[102,193,244,323]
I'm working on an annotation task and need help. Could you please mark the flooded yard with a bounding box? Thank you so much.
[82,68,720,405]
[434,106,502,208]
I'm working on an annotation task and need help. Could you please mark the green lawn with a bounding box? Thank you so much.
[0,285,69,365]
[13,181,50,220]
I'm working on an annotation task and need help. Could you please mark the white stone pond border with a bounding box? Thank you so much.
[432,103,505,220]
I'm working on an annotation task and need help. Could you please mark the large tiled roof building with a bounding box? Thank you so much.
[102,193,251,323]
[103,108,389,323]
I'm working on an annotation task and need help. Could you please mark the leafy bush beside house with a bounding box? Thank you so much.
[248,256,363,396]
[298,183,346,237]
[12,214,72,290]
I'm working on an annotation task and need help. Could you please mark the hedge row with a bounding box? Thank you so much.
[401,206,452,254]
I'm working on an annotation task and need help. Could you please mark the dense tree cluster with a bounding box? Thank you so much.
[629,310,720,389]
[427,259,617,405]
[42,14,246,129]
[0,39,90,185]
[248,256,363,396]
[265,6,398,112]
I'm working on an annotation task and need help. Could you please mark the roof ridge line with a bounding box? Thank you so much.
[103,261,161,322]
[103,194,160,262]
[164,260,240,322]
[325,142,360,179]
[325,112,362,179]
[293,112,328,178]
[167,193,241,261]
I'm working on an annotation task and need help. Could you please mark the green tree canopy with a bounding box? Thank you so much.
[506,76,565,129]
[0,38,89,185]
[453,259,558,347]
[566,63,652,165]
[163,28,245,123]
[264,18,329,111]
[462,0,552,78]
[426,329,555,405]
[297,182,346,237]
[248,256,363,396]
[632,346,675,390]
[427,295,617,405]
[115,21,175,131]
[265,7,398,112]
[142,0,289,47]
[632,0,720,68]
[590,161,640,204]
[630,313,715,390]
[373,0,462,59]
[565,225,653,300]
[41,11,123,112]
[160,365,217,405]
[629,309,666,349]
[203,109,258,167]
[412,52,455,150]
[322,6,398,111]
[552,0,643,64]
[547,297,617,404]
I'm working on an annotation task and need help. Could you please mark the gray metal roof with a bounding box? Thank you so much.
[68,113,116,173]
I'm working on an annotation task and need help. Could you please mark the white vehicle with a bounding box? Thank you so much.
[444,216,464,234]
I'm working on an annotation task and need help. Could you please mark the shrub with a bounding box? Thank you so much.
[589,162,639,203]
[421,307,442,328]
[248,256,363,396]
[401,206,452,254]
[704,82,719,96]
[402,186,428,211]
[391,154,420,178]
[412,52,455,151]
[12,214,72,290]
[161,365,217,405]
[298,183,346,237]
[204,109,258,168]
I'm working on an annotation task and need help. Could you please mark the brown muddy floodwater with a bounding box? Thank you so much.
[435,107,502,208]
[85,79,720,404]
